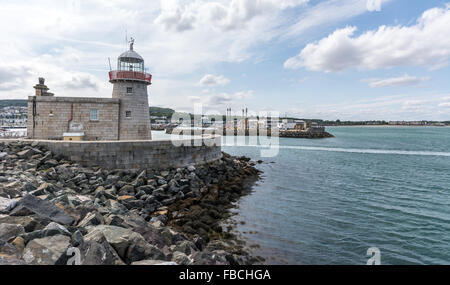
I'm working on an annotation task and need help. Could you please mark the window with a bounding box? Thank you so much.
[90,109,98,121]
[125,111,131,118]
[126,87,133,94]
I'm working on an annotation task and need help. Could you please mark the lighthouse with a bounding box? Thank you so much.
[109,38,152,140]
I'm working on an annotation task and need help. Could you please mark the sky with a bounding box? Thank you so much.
[1,0,450,121]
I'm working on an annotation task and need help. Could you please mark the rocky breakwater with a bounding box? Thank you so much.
[279,130,334,139]
[0,140,261,265]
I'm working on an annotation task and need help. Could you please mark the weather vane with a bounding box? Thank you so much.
[129,37,135,50]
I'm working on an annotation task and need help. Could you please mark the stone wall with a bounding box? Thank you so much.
[27,96,120,141]
[25,135,222,170]
[111,82,152,141]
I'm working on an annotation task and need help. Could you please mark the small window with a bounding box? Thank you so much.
[90,109,98,121]
[126,87,133,94]
[125,111,131,118]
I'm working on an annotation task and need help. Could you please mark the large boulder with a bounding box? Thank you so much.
[77,234,125,265]
[84,225,141,258]
[84,225,165,263]
[20,222,71,243]
[22,235,71,265]
[0,240,24,264]
[172,251,193,265]
[174,240,198,256]
[17,149,34,159]
[78,212,104,228]
[0,197,16,213]
[9,195,75,225]
[0,215,43,232]
[0,223,25,242]
[125,235,165,264]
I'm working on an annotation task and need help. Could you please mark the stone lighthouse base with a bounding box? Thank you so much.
[5,136,222,170]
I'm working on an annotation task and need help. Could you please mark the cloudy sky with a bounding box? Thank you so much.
[1,0,450,120]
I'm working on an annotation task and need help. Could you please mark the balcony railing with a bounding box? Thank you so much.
[109,71,152,84]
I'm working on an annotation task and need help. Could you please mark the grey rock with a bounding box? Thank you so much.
[174,240,198,255]
[42,159,59,169]
[21,182,37,192]
[161,197,176,206]
[131,170,146,187]
[77,234,125,265]
[84,225,148,260]
[105,175,120,185]
[44,222,70,234]
[176,191,185,201]
[172,251,192,265]
[71,230,84,247]
[157,179,167,186]
[0,215,42,232]
[21,222,71,243]
[2,181,22,198]
[0,197,16,213]
[105,215,126,228]
[37,182,56,193]
[10,194,75,225]
[0,240,22,262]
[118,184,134,195]
[22,235,71,265]
[69,173,87,184]
[17,149,33,159]
[0,223,25,241]
[136,185,155,195]
[78,212,104,227]
[126,235,166,264]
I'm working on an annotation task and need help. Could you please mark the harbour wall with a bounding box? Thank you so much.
[2,136,222,170]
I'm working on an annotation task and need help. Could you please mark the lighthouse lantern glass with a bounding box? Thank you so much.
[118,60,144,73]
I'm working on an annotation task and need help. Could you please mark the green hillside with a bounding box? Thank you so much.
[149,106,175,118]
[0,100,27,108]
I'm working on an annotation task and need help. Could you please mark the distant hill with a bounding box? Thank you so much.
[0,100,27,108]
[149,106,175,118]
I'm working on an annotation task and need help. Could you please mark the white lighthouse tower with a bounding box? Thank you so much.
[109,38,152,140]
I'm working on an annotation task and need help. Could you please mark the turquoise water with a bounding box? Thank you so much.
[220,127,450,265]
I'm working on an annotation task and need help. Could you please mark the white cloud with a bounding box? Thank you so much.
[366,0,382,12]
[61,74,100,91]
[154,0,196,32]
[439,102,450,108]
[283,0,391,39]
[362,75,430,88]
[155,0,309,32]
[284,4,450,72]
[198,74,230,86]
[186,90,254,111]
[0,66,33,91]
[208,90,253,105]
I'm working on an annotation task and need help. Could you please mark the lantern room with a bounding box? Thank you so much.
[109,38,152,85]
[117,38,144,72]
